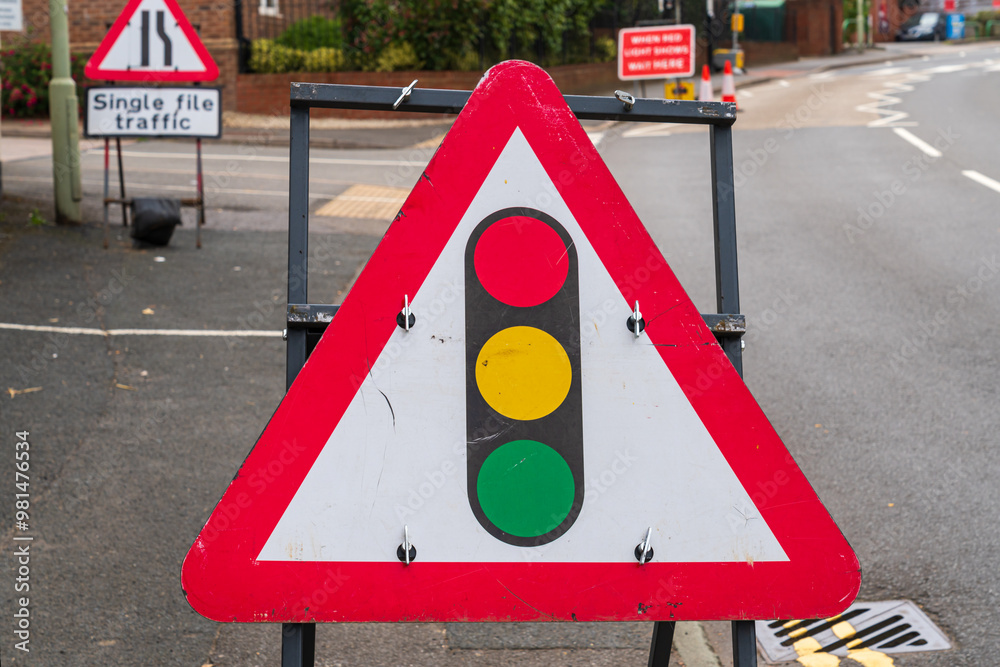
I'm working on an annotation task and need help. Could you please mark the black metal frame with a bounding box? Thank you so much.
[282,82,754,667]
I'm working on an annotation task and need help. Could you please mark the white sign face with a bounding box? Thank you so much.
[0,0,24,31]
[84,87,221,138]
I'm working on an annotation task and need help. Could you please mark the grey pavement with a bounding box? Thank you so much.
[0,42,954,152]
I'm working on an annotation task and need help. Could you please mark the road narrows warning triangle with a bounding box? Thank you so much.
[84,0,219,82]
[182,61,860,623]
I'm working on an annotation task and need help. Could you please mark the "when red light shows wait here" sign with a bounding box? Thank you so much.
[617,25,695,81]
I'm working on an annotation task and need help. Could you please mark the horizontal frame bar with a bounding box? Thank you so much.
[288,304,743,336]
[104,197,203,207]
[289,83,736,126]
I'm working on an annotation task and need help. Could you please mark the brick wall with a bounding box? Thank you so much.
[786,0,844,56]
[235,62,620,120]
[740,41,800,66]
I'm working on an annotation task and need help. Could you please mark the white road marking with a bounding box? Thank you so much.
[866,66,911,77]
[0,323,282,337]
[855,73,930,127]
[962,170,1000,195]
[85,150,428,168]
[923,63,970,74]
[4,176,339,199]
[777,80,790,87]
[892,128,942,157]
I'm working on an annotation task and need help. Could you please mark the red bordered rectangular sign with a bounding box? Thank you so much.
[618,25,696,81]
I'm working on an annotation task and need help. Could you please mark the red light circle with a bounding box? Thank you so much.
[473,216,569,307]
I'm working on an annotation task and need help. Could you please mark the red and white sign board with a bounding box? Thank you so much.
[618,25,696,81]
[182,60,860,623]
[84,0,218,82]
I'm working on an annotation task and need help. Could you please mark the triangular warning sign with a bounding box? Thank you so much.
[84,0,218,82]
[183,61,859,623]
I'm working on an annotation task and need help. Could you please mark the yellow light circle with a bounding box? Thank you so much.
[475,326,572,421]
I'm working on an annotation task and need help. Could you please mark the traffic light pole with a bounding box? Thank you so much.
[282,84,751,667]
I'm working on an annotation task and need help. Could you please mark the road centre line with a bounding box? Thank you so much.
[892,128,942,158]
[962,170,1000,195]
[0,323,282,337]
[90,150,428,168]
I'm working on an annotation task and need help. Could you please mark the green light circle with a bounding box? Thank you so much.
[476,440,575,538]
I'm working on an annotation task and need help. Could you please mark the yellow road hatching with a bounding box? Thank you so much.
[792,617,894,667]
[314,184,410,220]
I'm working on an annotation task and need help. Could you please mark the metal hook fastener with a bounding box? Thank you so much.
[627,301,645,337]
[614,90,635,112]
[397,294,415,330]
[397,525,416,565]
[393,79,419,110]
[635,527,654,565]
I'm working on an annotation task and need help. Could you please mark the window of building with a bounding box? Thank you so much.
[259,0,280,16]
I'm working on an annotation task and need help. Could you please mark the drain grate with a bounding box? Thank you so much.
[756,600,951,663]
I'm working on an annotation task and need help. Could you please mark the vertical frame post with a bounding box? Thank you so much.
[282,102,314,667]
[709,123,742,376]
[710,124,756,667]
[285,103,310,390]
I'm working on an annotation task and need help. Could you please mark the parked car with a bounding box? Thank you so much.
[896,12,948,41]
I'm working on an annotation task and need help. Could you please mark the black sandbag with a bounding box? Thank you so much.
[131,198,182,246]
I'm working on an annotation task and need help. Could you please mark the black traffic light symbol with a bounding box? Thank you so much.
[465,207,584,547]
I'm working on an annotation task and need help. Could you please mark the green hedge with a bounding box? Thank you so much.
[249,0,619,74]
[275,16,343,51]
[249,40,345,73]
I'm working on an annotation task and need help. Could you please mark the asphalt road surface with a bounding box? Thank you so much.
[1,41,999,666]
[602,42,999,666]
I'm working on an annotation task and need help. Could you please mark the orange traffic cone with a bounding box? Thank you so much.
[698,65,713,102]
[722,60,739,110]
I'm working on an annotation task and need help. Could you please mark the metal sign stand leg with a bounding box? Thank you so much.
[196,137,204,248]
[102,138,110,249]
[281,624,315,667]
[733,621,757,667]
[116,137,128,228]
[282,103,316,667]
[647,621,676,666]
